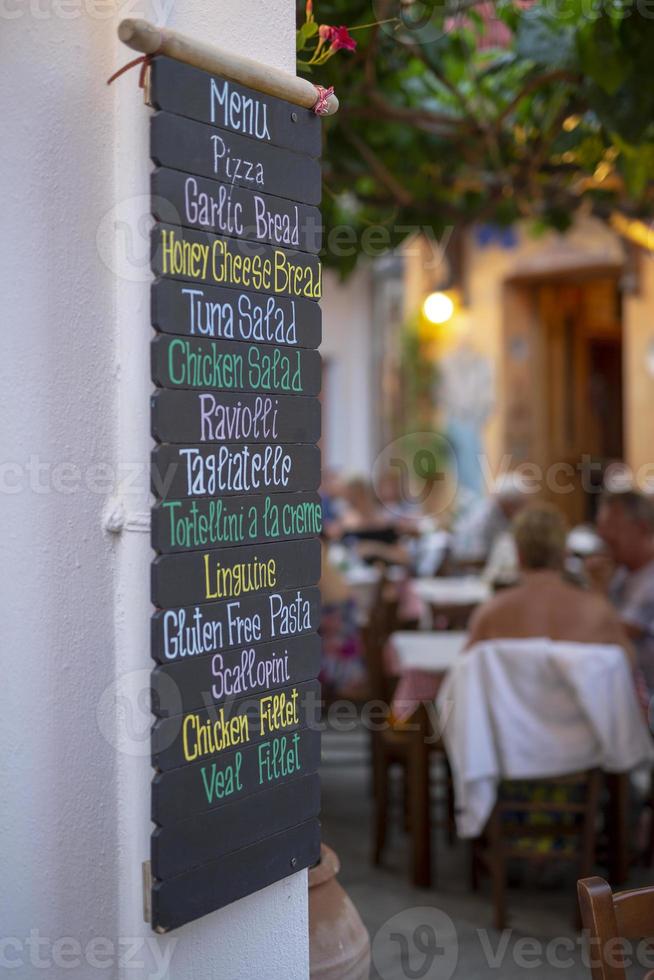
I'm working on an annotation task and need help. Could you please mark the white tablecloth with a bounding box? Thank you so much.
[413,576,491,606]
[385,631,467,722]
[389,631,467,673]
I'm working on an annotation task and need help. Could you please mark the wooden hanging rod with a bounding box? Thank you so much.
[117,18,339,116]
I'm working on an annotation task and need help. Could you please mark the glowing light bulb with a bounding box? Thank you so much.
[422,291,454,325]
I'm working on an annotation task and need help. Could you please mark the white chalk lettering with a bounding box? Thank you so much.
[210,79,271,141]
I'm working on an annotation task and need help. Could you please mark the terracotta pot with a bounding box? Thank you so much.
[308,844,371,980]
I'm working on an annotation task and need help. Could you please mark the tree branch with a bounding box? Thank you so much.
[366,90,470,132]
[341,122,416,206]
[495,70,580,125]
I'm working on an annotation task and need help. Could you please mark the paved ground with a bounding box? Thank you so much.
[320,724,650,980]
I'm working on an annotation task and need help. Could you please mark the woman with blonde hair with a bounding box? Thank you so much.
[466,504,634,661]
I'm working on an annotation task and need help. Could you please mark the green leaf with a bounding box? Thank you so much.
[477,52,518,78]
[296,20,318,51]
[514,7,577,69]
[577,16,626,95]
[544,205,574,232]
[572,134,606,169]
[615,139,654,196]
[586,82,654,143]
[529,218,550,238]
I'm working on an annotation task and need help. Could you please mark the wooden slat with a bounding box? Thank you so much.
[150,585,321,663]
[152,818,321,931]
[152,773,320,880]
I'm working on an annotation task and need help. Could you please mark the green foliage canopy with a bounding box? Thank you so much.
[298,0,654,274]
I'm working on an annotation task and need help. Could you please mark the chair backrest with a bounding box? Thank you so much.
[362,567,418,701]
[450,639,648,777]
[361,568,395,703]
[439,640,651,839]
[578,876,654,980]
[361,618,386,703]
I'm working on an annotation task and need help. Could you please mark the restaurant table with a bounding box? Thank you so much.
[412,576,491,606]
[344,563,410,624]
[410,576,490,630]
[385,630,467,722]
[344,564,382,623]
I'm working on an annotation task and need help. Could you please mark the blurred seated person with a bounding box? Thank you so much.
[467,504,634,663]
[340,476,409,566]
[376,467,422,533]
[481,530,519,589]
[588,490,654,693]
[452,471,531,568]
[565,523,606,586]
[466,504,640,858]
[341,476,393,536]
[319,537,366,698]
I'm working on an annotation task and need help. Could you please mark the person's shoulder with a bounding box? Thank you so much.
[466,584,522,647]
[474,583,524,620]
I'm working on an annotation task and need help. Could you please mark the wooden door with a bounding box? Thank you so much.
[537,279,622,524]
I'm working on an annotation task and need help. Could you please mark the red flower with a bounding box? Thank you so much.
[330,25,357,52]
[305,0,313,19]
[310,23,356,64]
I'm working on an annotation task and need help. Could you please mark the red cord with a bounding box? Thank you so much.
[107,54,153,88]
[312,84,334,115]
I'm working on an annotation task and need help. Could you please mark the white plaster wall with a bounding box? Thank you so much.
[321,266,374,476]
[1,3,310,979]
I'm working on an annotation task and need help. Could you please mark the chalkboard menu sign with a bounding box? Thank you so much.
[148,55,323,933]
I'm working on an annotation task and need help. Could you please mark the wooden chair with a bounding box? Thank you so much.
[472,769,602,930]
[362,571,403,707]
[365,573,454,888]
[578,875,654,979]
